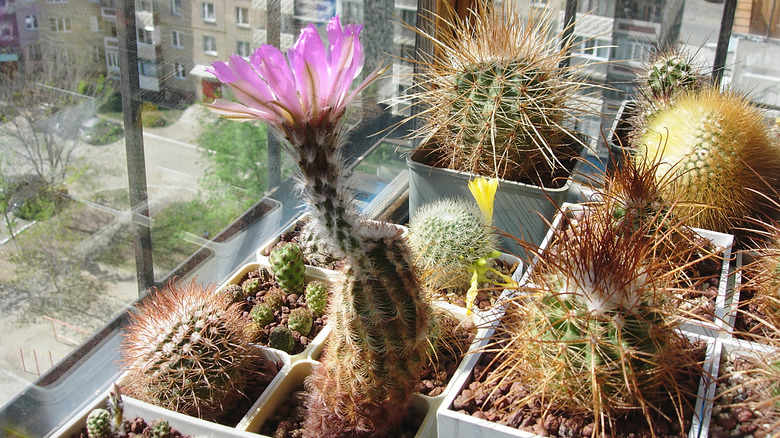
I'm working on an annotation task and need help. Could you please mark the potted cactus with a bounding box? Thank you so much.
[206,15,433,436]
[407,1,597,255]
[437,197,719,437]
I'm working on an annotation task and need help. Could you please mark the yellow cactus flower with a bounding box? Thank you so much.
[468,177,499,225]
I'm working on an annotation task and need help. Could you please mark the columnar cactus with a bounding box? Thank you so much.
[634,87,780,234]
[207,15,430,437]
[269,242,306,295]
[304,280,328,316]
[120,279,259,421]
[408,196,498,291]
[411,0,592,183]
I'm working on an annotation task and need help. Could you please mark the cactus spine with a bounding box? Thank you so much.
[408,197,498,292]
[411,0,591,183]
[86,408,112,438]
[634,87,780,234]
[120,279,259,421]
[304,280,328,317]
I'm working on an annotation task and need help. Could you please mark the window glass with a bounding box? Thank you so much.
[202,2,215,21]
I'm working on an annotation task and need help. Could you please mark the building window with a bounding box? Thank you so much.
[171,30,182,48]
[138,59,157,77]
[202,2,215,22]
[169,0,182,16]
[106,50,119,69]
[203,35,217,55]
[27,43,41,61]
[615,40,651,62]
[173,62,186,79]
[47,0,69,3]
[89,16,100,32]
[573,36,610,60]
[236,40,251,57]
[25,15,38,30]
[137,28,154,45]
[49,17,72,33]
[136,0,152,12]
[236,6,249,27]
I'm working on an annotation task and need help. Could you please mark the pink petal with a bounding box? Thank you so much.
[251,45,304,119]
[290,24,327,111]
[207,61,236,83]
[205,99,281,123]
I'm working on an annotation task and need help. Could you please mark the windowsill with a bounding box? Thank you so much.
[236,23,250,29]
[202,18,216,24]
[204,50,218,56]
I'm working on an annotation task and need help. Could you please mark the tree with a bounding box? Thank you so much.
[197,114,271,195]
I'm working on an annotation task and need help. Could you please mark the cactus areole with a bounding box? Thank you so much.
[207,15,430,437]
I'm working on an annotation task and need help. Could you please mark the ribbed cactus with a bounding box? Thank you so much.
[221,283,246,302]
[269,242,306,295]
[634,87,780,234]
[486,206,706,434]
[86,408,112,438]
[645,49,706,103]
[263,289,286,311]
[150,419,173,438]
[250,303,275,326]
[288,307,313,336]
[207,15,430,437]
[269,325,295,353]
[120,279,259,421]
[304,280,328,317]
[411,1,591,183]
[408,197,498,291]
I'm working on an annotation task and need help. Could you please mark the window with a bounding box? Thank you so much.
[236,40,251,57]
[203,35,216,55]
[573,36,610,60]
[136,0,152,12]
[173,62,186,79]
[89,16,100,32]
[137,28,154,45]
[47,0,68,3]
[106,50,119,68]
[138,59,157,77]
[171,30,182,48]
[49,17,72,32]
[25,15,38,30]
[0,24,13,38]
[236,6,249,27]
[169,0,181,16]
[202,2,215,22]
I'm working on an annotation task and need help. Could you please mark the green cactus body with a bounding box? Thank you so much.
[86,408,112,438]
[408,197,498,291]
[250,304,275,326]
[646,54,701,102]
[264,289,286,311]
[241,278,261,298]
[120,280,258,421]
[288,307,313,335]
[222,284,245,302]
[150,419,173,438]
[304,281,329,316]
[635,88,780,233]
[269,243,306,295]
[269,325,295,353]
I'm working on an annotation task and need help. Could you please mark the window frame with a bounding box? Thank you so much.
[171,29,183,48]
[201,2,216,22]
[236,6,249,27]
[203,34,217,55]
[25,15,38,31]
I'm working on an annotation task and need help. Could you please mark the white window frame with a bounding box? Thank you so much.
[49,17,72,33]
[136,0,152,12]
[138,59,157,77]
[203,35,217,55]
[25,15,38,30]
[201,2,215,22]
[169,0,182,16]
[171,30,183,48]
[173,62,186,79]
[106,50,119,69]
[236,40,251,57]
[137,27,154,45]
[236,6,249,27]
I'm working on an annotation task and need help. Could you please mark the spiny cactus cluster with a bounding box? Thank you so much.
[86,408,112,438]
[269,242,306,295]
[120,279,259,421]
[634,87,780,235]
[411,0,592,184]
[644,48,707,104]
[480,205,707,435]
[408,197,499,292]
[269,325,295,353]
[304,280,328,317]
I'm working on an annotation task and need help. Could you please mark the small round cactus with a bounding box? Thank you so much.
[408,197,498,291]
[86,408,112,438]
[634,87,780,234]
[269,325,295,353]
[221,283,245,302]
[264,289,286,311]
[150,419,173,438]
[241,277,261,297]
[269,242,306,295]
[305,281,329,316]
[250,303,275,326]
[242,321,262,342]
[121,279,259,421]
[288,307,313,335]
[645,50,705,103]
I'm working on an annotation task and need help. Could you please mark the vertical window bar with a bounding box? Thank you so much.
[560,0,578,69]
[713,0,738,87]
[116,0,155,294]
[267,0,281,190]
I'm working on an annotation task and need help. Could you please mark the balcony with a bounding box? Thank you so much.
[101,6,116,19]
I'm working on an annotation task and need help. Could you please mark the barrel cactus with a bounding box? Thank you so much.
[120,279,259,421]
[288,307,313,336]
[408,196,498,292]
[86,408,112,438]
[263,289,286,311]
[484,206,706,435]
[411,0,592,183]
[644,47,707,104]
[634,87,780,234]
[304,280,328,317]
[269,325,295,353]
[250,303,275,326]
[269,242,306,295]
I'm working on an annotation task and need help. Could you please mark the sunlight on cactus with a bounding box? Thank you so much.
[208,16,430,437]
